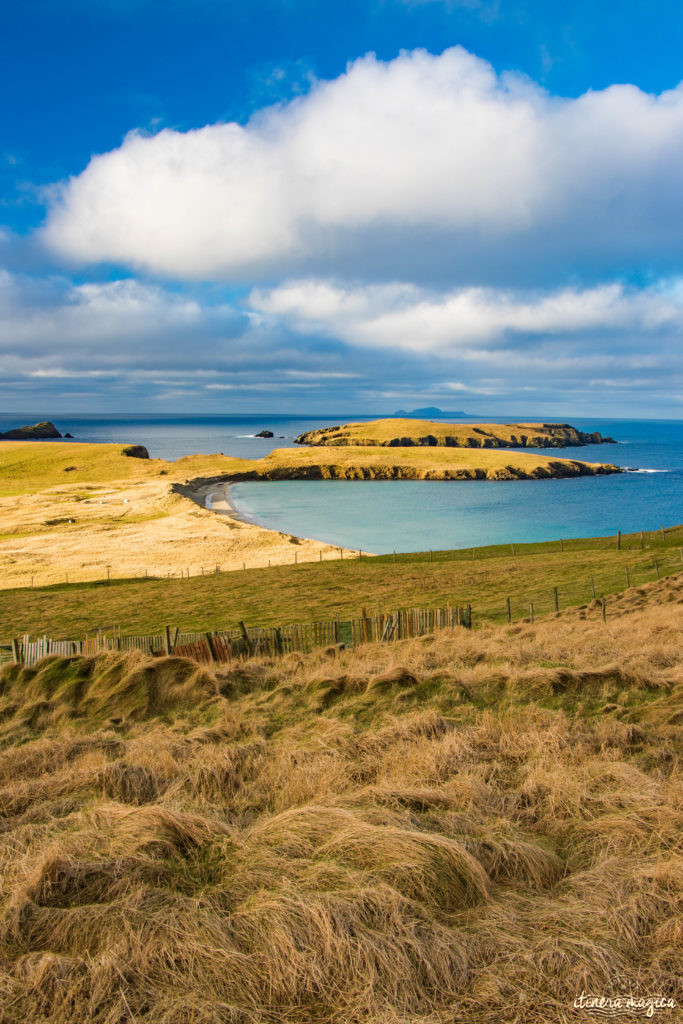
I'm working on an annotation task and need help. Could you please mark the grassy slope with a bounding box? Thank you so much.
[0,442,257,498]
[0,579,680,1023]
[1,525,681,639]
[295,417,612,448]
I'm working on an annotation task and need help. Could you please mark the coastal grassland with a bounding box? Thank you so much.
[0,441,620,589]
[1,525,681,640]
[0,441,163,497]
[295,417,613,448]
[0,443,348,586]
[0,580,680,1023]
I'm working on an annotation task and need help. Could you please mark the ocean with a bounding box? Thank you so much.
[1,413,681,553]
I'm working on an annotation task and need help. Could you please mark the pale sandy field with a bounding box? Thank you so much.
[0,475,351,589]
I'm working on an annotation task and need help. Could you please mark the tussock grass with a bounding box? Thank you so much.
[0,578,680,1022]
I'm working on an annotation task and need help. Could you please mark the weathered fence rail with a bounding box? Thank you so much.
[2,603,473,668]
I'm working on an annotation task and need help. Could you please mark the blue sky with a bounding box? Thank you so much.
[1,0,683,416]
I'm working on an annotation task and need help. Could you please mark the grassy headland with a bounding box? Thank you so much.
[296,417,616,448]
[0,576,679,1022]
[225,442,621,480]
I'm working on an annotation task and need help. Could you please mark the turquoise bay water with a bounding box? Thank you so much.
[2,413,680,553]
[231,419,683,553]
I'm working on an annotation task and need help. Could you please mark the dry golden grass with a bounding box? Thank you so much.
[0,444,348,587]
[0,578,680,1022]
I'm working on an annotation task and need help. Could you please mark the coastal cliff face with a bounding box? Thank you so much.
[234,459,621,482]
[296,420,616,449]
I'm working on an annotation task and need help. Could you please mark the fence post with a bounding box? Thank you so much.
[616,530,621,550]
[640,530,644,550]
[467,604,472,629]
[553,586,559,612]
[560,538,564,552]
[602,597,607,623]
[511,543,515,556]
[506,595,511,623]
[204,632,216,662]
[239,620,254,657]
[11,638,20,664]
[393,550,396,563]
[625,567,630,588]
[590,577,596,600]
[529,602,534,624]
[163,626,172,656]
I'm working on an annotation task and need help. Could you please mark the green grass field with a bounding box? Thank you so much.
[1,524,680,640]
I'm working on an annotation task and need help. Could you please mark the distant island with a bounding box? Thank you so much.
[392,406,468,418]
[296,418,616,450]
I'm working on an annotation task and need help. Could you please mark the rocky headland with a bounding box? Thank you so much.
[296,419,617,449]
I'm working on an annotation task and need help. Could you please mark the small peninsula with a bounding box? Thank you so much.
[296,418,616,449]
[225,444,621,481]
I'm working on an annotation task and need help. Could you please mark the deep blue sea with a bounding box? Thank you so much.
[1,413,681,553]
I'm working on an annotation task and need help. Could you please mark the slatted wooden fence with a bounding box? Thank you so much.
[3,604,472,668]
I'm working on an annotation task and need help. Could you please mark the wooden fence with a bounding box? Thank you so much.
[1,603,473,668]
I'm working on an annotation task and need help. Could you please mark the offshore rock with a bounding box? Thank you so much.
[1,420,62,440]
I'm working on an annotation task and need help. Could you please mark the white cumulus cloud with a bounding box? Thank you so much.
[249,278,683,353]
[41,46,683,281]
